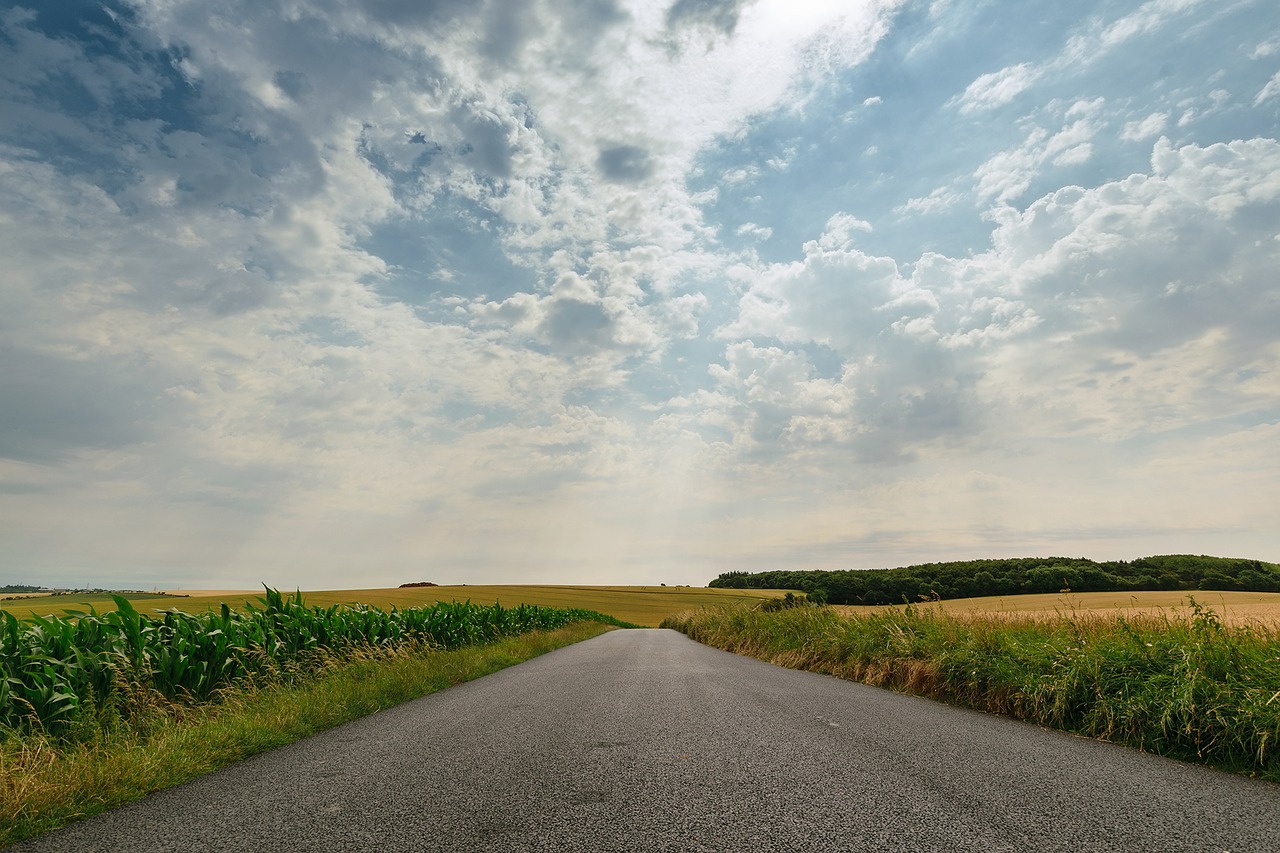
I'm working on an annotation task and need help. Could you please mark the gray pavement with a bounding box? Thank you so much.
[16,629,1280,852]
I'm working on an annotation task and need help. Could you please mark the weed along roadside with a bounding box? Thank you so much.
[0,591,633,847]
[663,600,1280,782]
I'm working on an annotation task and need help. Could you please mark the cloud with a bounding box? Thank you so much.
[597,144,656,183]
[721,165,760,185]
[0,347,169,465]
[1252,36,1280,59]
[814,212,873,249]
[972,102,1104,204]
[665,0,752,35]
[470,272,663,357]
[1256,71,1280,105]
[952,63,1039,114]
[1121,112,1169,141]
[1062,0,1212,66]
[702,341,858,455]
[28,0,895,379]
[735,222,773,240]
[896,186,963,217]
[718,136,1280,466]
[723,243,903,355]
[765,145,798,171]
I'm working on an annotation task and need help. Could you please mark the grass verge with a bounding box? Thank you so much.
[662,603,1280,781]
[0,621,616,847]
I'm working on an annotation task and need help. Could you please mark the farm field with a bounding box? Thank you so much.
[834,589,1280,626]
[0,584,788,627]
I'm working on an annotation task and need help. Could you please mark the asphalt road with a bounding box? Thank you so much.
[17,629,1280,852]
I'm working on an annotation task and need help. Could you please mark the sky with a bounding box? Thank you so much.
[2,0,1279,590]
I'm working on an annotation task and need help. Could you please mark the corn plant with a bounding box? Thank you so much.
[0,590,626,734]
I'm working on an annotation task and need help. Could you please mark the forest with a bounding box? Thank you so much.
[707,555,1280,606]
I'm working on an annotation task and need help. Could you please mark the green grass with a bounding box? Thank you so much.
[663,600,1280,781]
[0,621,616,847]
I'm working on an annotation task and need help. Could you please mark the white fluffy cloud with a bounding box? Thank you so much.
[973,100,1105,204]
[719,137,1280,461]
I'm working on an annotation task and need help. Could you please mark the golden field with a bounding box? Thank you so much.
[10,586,1280,627]
[0,584,788,628]
[835,589,1280,626]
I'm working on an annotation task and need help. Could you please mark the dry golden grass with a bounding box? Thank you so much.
[0,585,787,628]
[833,589,1280,626]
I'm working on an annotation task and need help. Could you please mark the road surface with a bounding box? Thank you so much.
[17,629,1280,851]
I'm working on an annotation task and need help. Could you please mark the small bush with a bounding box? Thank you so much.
[759,592,810,611]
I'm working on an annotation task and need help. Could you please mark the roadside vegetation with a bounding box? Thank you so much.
[663,599,1280,781]
[709,554,1280,604]
[0,591,629,846]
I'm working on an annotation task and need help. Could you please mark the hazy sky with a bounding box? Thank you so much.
[3,0,1279,590]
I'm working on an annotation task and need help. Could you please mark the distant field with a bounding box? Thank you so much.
[0,592,185,620]
[835,589,1280,626]
[0,585,788,628]
[11,588,1279,627]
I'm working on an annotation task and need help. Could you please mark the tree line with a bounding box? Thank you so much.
[707,555,1280,605]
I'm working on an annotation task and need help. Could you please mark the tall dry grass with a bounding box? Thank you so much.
[663,600,1280,780]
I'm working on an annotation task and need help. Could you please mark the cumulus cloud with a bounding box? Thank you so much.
[813,212,873,250]
[718,137,1280,466]
[972,101,1104,204]
[597,144,656,183]
[703,341,857,454]
[470,272,663,357]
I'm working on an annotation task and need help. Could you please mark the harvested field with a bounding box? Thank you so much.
[834,590,1280,626]
[0,585,787,628]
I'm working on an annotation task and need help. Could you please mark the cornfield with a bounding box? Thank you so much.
[1,589,624,733]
